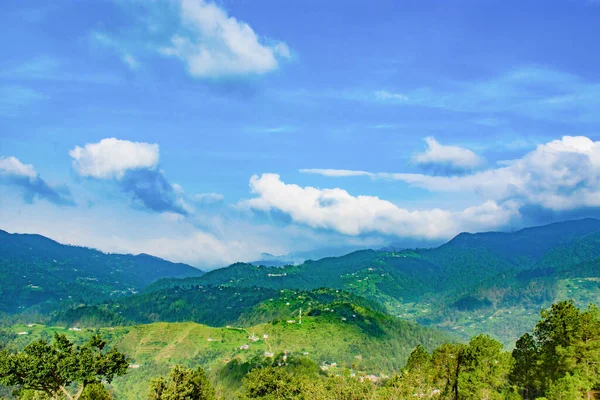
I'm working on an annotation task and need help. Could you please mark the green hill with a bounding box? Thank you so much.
[3,295,453,399]
[5,219,600,346]
[50,287,390,329]
[0,230,203,314]
[138,219,600,344]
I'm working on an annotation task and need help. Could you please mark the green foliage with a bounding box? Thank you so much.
[149,365,216,400]
[2,300,600,400]
[458,334,512,400]
[510,301,600,399]
[241,367,302,400]
[80,383,112,400]
[546,374,588,400]
[137,219,600,346]
[0,230,202,315]
[0,333,128,400]
[511,333,540,397]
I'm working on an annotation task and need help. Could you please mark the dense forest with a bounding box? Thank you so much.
[1,300,599,399]
[134,219,600,344]
[0,230,203,314]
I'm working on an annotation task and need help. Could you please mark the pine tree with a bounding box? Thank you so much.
[149,365,216,400]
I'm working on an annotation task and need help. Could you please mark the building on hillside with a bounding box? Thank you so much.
[240,344,249,350]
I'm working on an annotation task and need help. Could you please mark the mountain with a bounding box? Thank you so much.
[248,245,366,267]
[0,230,203,314]
[141,219,600,344]
[50,286,388,329]
[4,293,453,399]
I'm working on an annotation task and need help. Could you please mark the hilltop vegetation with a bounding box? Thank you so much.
[1,294,451,399]
[2,300,599,399]
[0,230,203,315]
[3,219,600,398]
[137,219,600,344]
[51,287,387,329]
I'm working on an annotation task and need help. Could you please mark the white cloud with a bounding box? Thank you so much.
[194,192,225,204]
[0,156,37,179]
[92,32,141,71]
[240,173,517,239]
[0,156,74,206]
[412,137,486,174]
[0,193,257,268]
[122,54,139,70]
[388,136,600,211]
[300,169,375,178]
[69,138,159,180]
[375,90,409,102]
[159,0,291,78]
[2,190,374,269]
[297,136,600,220]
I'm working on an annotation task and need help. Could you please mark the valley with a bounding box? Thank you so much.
[2,219,600,398]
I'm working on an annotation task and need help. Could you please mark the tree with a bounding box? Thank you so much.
[511,333,541,399]
[459,334,511,400]
[533,301,600,397]
[405,345,432,373]
[392,345,437,398]
[241,366,302,400]
[546,373,588,400]
[80,383,112,400]
[0,333,128,400]
[149,365,216,400]
[431,343,464,400]
[562,305,600,394]
[534,300,582,389]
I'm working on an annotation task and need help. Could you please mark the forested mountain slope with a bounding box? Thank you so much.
[3,295,453,399]
[0,230,203,313]
[142,219,600,344]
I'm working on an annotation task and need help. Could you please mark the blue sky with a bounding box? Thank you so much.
[1,0,600,268]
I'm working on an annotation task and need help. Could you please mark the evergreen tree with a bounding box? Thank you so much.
[241,367,302,400]
[546,373,588,400]
[534,300,582,389]
[149,365,216,400]
[431,342,464,399]
[458,334,511,400]
[511,333,540,399]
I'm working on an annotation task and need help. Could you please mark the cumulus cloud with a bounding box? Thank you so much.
[70,138,188,215]
[0,156,73,206]
[119,169,191,215]
[412,137,486,175]
[159,0,291,78]
[388,136,600,212]
[70,138,159,179]
[296,136,600,229]
[240,173,517,239]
